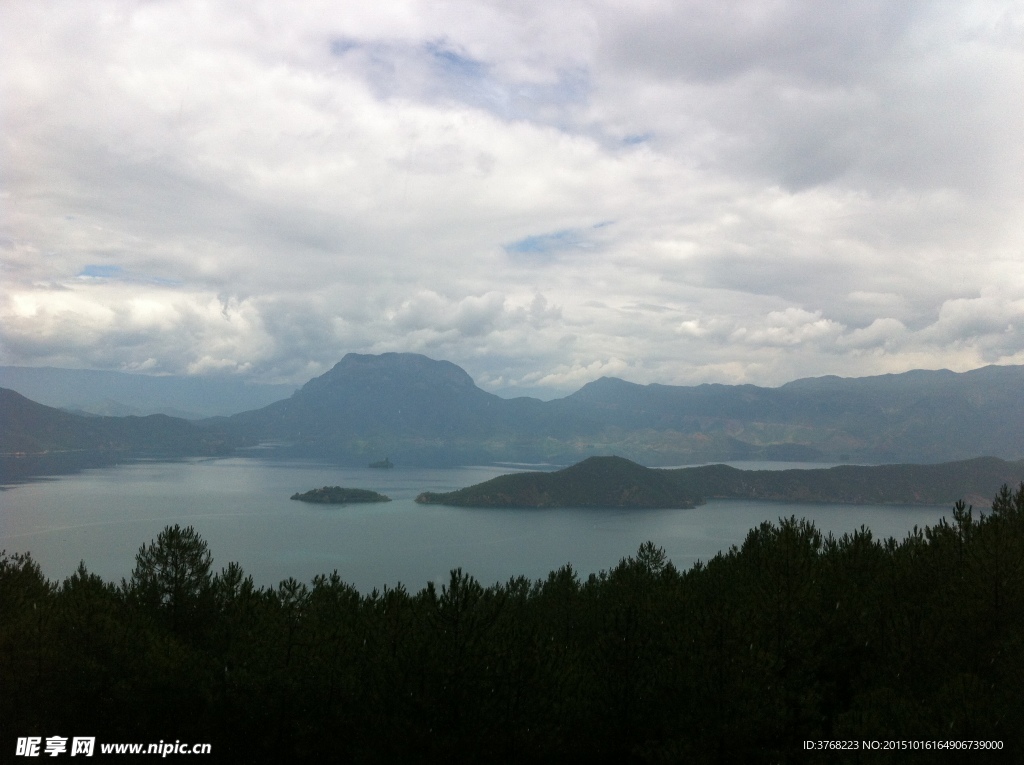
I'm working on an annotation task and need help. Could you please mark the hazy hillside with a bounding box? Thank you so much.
[0,366,296,418]
[549,364,1024,464]
[0,388,241,481]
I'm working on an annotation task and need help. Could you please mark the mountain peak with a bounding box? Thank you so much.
[564,376,642,403]
[301,353,478,395]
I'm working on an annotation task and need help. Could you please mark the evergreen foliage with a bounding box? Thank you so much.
[3,487,1023,762]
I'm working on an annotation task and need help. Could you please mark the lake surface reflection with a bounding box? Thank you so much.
[1,457,952,591]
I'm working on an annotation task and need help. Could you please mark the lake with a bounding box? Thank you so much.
[0,457,953,592]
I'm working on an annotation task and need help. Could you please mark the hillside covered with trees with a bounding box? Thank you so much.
[0,387,242,481]
[3,487,1022,762]
[417,455,1024,508]
[416,456,701,508]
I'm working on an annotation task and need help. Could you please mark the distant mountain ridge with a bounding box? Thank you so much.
[0,387,240,481]
[0,366,295,418]
[216,353,1024,466]
[552,364,1024,464]
[5,353,1024,479]
[220,353,592,465]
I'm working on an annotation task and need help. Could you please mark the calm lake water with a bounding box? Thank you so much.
[0,458,952,592]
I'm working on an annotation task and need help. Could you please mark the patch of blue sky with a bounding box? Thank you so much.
[423,41,514,117]
[329,38,360,56]
[505,225,607,257]
[506,221,616,256]
[623,133,653,145]
[425,41,486,80]
[77,264,181,287]
[79,264,124,278]
[330,37,588,126]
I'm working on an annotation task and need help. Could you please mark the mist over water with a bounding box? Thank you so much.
[1,458,951,592]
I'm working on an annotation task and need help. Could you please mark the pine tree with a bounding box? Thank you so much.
[128,524,214,638]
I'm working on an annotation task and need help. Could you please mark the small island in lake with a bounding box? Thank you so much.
[290,486,391,504]
[369,457,394,469]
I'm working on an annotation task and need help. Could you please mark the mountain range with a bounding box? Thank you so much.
[213,353,1024,466]
[3,352,1024,481]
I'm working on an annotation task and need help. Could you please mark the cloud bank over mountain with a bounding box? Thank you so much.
[3,1,1023,395]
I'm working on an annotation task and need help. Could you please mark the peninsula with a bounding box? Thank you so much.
[416,455,1024,509]
[416,456,700,508]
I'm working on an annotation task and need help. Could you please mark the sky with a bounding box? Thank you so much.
[2,1,1023,397]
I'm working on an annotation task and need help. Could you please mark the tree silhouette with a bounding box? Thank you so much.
[128,524,213,637]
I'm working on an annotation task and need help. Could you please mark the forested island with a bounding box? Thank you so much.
[290,486,391,504]
[417,455,1024,508]
[3,486,1022,762]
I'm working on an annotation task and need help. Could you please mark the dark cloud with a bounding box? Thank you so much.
[604,1,919,85]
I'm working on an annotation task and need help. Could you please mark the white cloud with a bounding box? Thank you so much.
[730,308,845,347]
[837,318,908,350]
[2,0,1023,393]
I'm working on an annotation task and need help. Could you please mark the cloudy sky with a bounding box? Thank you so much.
[3,1,1023,396]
